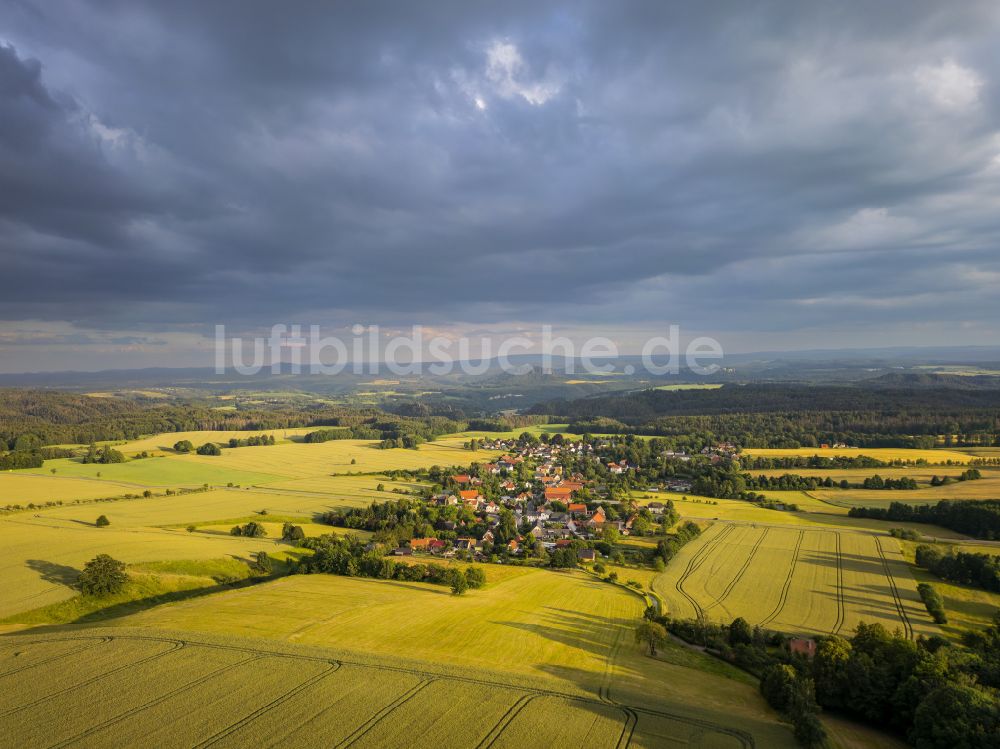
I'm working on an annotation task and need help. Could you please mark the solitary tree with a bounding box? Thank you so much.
[635,621,668,656]
[450,569,469,596]
[95,514,110,527]
[77,554,128,595]
[251,551,273,574]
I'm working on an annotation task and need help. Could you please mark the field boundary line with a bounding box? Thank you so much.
[760,530,805,628]
[874,535,914,640]
[48,653,264,749]
[333,677,434,748]
[705,527,770,617]
[0,637,185,717]
[194,659,341,748]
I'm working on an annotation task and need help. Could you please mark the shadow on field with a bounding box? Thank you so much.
[492,605,635,666]
[26,559,79,587]
[4,571,283,637]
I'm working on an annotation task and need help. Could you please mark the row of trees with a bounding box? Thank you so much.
[848,500,1000,539]
[915,544,1000,593]
[81,444,126,464]
[228,434,276,447]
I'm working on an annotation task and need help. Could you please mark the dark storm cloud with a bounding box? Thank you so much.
[1,0,999,344]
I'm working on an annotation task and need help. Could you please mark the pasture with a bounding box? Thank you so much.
[653,522,939,638]
[0,627,794,748]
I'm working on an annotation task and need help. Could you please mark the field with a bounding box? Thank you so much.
[653,523,939,638]
[0,474,145,503]
[742,447,976,464]
[0,518,289,618]
[636,491,974,539]
[1,430,497,504]
[0,476,411,618]
[0,427,973,747]
[0,626,790,748]
[34,565,796,746]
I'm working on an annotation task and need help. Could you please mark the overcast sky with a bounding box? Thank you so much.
[2,1,999,372]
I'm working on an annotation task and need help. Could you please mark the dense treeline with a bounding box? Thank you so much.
[531,384,1000,448]
[0,451,43,470]
[0,390,381,447]
[663,614,1000,748]
[0,389,474,451]
[848,500,1000,539]
[227,434,276,447]
[296,533,485,593]
[915,544,1000,593]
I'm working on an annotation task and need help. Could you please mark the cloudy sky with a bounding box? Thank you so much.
[2,1,999,372]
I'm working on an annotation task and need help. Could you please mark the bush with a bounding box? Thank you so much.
[450,569,469,595]
[918,582,948,624]
[173,440,194,453]
[230,521,266,538]
[95,514,110,527]
[464,566,486,589]
[77,554,128,595]
[196,442,222,456]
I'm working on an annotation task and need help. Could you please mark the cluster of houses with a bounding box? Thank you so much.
[396,437,681,560]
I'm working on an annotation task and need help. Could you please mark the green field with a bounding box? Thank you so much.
[653,523,939,639]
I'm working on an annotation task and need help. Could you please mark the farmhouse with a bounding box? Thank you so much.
[789,638,817,658]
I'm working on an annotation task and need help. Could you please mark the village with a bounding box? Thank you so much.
[390,434,697,561]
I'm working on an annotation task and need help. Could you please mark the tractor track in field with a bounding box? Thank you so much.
[675,524,738,620]
[831,530,846,636]
[874,535,914,640]
[760,530,805,628]
[478,693,539,748]
[194,660,341,748]
[0,635,111,678]
[5,633,757,749]
[333,678,435,748]
[49,653,265,749]
[704,526,770,617]
[0,637,185,718]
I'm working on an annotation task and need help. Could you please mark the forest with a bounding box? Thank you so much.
[531,384,1000,448]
